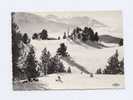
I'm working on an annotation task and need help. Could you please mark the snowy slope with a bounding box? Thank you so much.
[39,74,124,89]
[13,39,124,90]
[31,39,123,73]
[13,12,124,90]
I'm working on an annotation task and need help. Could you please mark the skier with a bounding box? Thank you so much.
[56,75,63,83]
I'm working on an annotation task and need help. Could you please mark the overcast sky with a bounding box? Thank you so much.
[33,11,123,37]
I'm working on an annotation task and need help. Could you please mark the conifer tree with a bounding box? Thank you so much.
[22,33,29,44]
[32,33,38,40]
[67,67,72,73]
[25,46,39,81]
[63,32,67,39]
[96,68,102,74]
[40,29,48,40]
[57,43,68,57]
[94,32,99,42]
[119,39,123,46]
[12,12,23,79]
[40,48,51,75]
[103,50,121,74]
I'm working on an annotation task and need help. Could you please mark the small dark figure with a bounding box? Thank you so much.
[90,73,94,78]
[67,67,72,73]
[56,76,63,83]
[63,32,67,39]
[58,76,61,80]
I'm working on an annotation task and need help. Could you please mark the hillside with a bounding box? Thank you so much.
[99,35,122,44]
[13,12,124,90]
[14,38,124,90]
[13,37,124,90]
[31,39,123,73]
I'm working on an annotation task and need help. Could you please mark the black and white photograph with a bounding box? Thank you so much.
[12,11,124,90]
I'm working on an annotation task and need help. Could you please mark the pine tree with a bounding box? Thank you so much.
[96,68,102,74]
[82,27,95,41]
[94,32,99,42]
[82,27,89,41]
[89,28,95,41]
[40,48,51,75]
[47,55,58,74]
[119,38,123,46]
[12,12,23,79]
[47,55,65,73]
[58,62,65,72]
[103,50,121,74]
[32,33,38,40]
[67,67,72,73]
[22,33,29,44]
[25,46,39,81]
[63,32,67,39]
[71,29,76,40]
[119,59,124,74]
[57,43,68,57]
[82,33,87,42]
[40,48,66,74]
[75,27,82,33]
[39,29,48,40]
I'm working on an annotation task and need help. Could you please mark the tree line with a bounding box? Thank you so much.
[96,50,124,74]
[32,29,48,40]
[12,12,71,81]
[69,27,99,42]
[22,42,71,81]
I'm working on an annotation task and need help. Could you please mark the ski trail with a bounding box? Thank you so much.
[61,57,90,74]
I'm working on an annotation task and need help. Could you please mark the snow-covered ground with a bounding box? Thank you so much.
[31,39,123,73]
[13,38,124,90]
[13,73,124,90]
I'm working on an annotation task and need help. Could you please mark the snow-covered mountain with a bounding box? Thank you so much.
[45,15,107,28]
[45,14,123,38]
[14,12,111,37]
[14,12,74,37]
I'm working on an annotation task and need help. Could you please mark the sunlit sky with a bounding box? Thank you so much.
[33,11,123,37]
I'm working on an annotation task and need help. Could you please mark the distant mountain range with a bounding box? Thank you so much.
[14,12,109,37]
[45,14,107,28]
[14,12,72,36]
